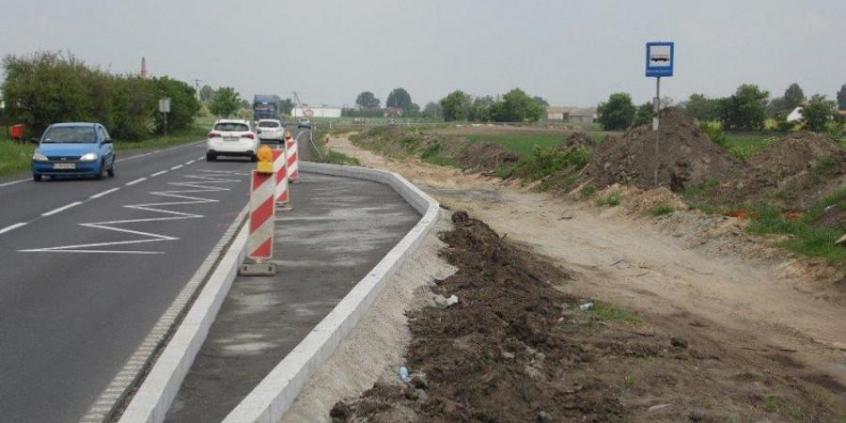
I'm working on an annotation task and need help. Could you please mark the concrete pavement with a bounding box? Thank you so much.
[164,172,420,422]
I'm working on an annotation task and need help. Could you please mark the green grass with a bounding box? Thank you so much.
[748,195,846,262]
[0,124,208,178]
[721,132,779,161]
[579,184,597,199]
[0,141,36,177]
[762,396,809,420]
[596,192,621,207]
[323,150,361,166]
[420,142,459,167]
[650,203,675,217]
[588,302,640,323]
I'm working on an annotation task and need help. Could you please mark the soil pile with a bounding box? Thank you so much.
[458,142,519,173]
[330,211,844,422]
[708,132,846,210]
[555,132,594,152]
[585,108,742,192]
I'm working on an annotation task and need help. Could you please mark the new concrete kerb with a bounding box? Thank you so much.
[116,162,438,423]
[222,162,440,423]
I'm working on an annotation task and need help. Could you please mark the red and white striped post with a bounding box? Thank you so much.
[241,145,277,275]
[286,135,300,183]
[272,146,291,209]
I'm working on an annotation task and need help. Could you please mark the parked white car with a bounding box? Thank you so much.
[206,119,259,161]
[256,119,284,144]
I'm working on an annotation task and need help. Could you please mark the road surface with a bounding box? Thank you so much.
[0,131,312,422]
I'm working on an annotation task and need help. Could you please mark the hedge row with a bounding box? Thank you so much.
[2,52,199,140]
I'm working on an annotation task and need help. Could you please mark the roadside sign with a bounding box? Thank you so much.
[303,108,314,118]
[645,42,674,77]
[158,98,171,113]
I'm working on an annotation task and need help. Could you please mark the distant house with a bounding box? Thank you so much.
[383,107,404,118]
[786,106,804,123]
[546,106,596,124]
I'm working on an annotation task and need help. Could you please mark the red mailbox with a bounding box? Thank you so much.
[10,124,25,141]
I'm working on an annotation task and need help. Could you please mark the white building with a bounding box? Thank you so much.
[291,106,342,118]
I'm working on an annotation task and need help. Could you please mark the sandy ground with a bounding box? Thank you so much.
[326,135,846,389]
[281,213,456,422]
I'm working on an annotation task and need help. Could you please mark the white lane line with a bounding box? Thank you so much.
[151,170,168,177]
[90,187,120,199]
[185,160,196,165]
[42,201,83,217]
[170,165,183,170]
[0,179,28,188]
[126,177,147,186]
[198,155,206,160]
[0,222,27,235]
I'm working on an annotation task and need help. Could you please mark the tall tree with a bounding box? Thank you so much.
[440,90,473,121]
[490,88,544,122]
[783,83,806,110]
[685,93,720,122]
[422,102,443,119]
[199,84,215,102]
[597,92,636,130]
[802,94,836,132]
[209,87,240,117]
[355,91,380,109]
[837,84,846,110]
[717,84,769,131]
[385,88,413,111]
[533,96,549,107]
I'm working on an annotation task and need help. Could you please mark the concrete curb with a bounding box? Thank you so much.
[115,206,250,423]
[222,162,439,423]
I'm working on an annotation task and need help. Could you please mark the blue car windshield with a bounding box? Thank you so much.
[42,127,97,144]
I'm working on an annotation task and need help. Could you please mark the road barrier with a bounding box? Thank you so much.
[272,147,290,208]
[247,170,276,263]
[286,137,300,182]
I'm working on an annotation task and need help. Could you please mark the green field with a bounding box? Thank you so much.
[721,132,780,161]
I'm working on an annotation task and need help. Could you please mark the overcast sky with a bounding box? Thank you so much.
[2,0,844,108]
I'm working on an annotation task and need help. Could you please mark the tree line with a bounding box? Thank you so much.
[598,82,846,132]
[349,87,547,122]
[1,52,200,140]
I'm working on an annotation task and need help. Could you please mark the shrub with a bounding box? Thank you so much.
[650,203,675,216]
[699,121,726,147]
[596,192,621,207]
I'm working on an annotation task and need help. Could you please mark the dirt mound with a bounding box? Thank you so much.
[585,108,742,192]
[458,142,519,173]
[708,132,846,210]
[331,211,845,422]
[555,132,593,151]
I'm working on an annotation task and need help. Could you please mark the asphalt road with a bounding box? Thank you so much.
[0,133,314,422]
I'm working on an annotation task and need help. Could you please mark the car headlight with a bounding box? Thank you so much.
[32,152,48,161]
[80,152,99,162]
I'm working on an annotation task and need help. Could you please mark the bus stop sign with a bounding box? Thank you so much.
[645,42,674,78]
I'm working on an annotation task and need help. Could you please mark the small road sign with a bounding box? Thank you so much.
[158,98,171,113]
[303,108,314,118]
[646,42,674,78]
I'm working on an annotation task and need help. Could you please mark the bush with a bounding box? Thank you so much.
[1,51,199,140]
[596,192,621,207]
[518,145,590,181]
[699,121,726,146]
[597,93,636,130]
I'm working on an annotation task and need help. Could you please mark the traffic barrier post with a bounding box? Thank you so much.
[286,136,300,183]
[240,146,277,276]
[273,145,291,210]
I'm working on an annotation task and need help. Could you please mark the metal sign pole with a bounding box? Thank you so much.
[654,76,660,186]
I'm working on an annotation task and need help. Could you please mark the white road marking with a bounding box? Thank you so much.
[185,160,196,165]
[21,172,242,254]
[0,222,27,235]
[151,170,168,177]
[0,179,27,188]
[170,164,183,170]
[126,177,147,186]
[42,201,83,217]
[198,155,206,160]
[90,187,120,199]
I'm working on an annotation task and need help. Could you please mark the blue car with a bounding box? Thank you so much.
[31,123,116,181]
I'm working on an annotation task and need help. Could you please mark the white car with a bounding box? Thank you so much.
[206,119,259,161]
[256,119,284,144]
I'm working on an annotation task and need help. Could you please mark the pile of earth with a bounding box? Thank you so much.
[707,132,846,210]
[457,142,519,173]
[330,211,845,422]
[584,108,742,192]
[555,131,594,152]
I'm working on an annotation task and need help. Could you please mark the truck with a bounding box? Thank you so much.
[253,95,280,121]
